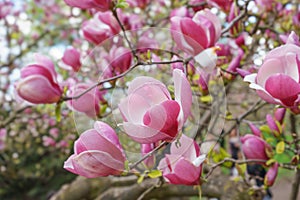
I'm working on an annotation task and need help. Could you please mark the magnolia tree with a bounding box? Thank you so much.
[1,0,300,199]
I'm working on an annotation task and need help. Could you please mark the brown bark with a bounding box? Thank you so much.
[49,171,264,200]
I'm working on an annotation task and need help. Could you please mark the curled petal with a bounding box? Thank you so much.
[265,74,300,107]
[121,123,173,143]
[173,69,192,126]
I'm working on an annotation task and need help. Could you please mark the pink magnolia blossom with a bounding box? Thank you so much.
[207,0,233,12]
[241,134,273,161]
[170,9,221,55]
[244,32,300,107]
[67,83,105,117]
[266,114,282,137]
[158,134,205,185]
[103,46,132,78]
[15,54,62,104]
[248,123,262,137]
[82,11,120,45]
[293,9,300,27]
[274,108,286,124]
[64,121,126,178]
[64,0,112,11]
[0,1,13,19]
[189,0,206,12]
[264,162,279,186]
[119,69,192,143]
[279,31,300,46]
[62,47,81,72]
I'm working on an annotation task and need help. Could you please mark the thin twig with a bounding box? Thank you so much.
[129,141,167,170]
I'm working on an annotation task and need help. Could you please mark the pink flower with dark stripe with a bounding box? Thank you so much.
[244,32,300,107]
[64,121,126,178]
[119,69,192,143]
[170,9,221,55]
[15,54,62,104]
[158,134,205,185]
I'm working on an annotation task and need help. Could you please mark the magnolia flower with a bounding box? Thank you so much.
[158,134,205,185]
[266,114,282,137]
[103,46,132,78]
[82,11,120,45]
[119,69,192,143]
[274,108,286,124]
[64,0,112,11]
[15,54,62,104]
[64,121,126,178]
[62,47,81,72]
[264,162,279,186]
[170,9,221,55]
[248,123,262,137]
[67,83,105,118]
[241,134,273,161]
[244,32,300,107]
[207,0,233,12]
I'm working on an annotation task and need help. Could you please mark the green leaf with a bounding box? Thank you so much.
[147,170,162,178]
[260,125,271,134]
[225,111,233,120]
[200,95,212,103]
[168,85,175,93]
[137,174,145,184]
[276,141,285,154]
[266,159,276,166]
[147,50,151,60]
[116,0,129,8]
[124,160,129,171]
[55,102,62,122]
[236,164,246,177]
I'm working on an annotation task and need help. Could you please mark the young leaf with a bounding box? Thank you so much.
[137,174,145,184]
[276,141,285,154]
[148,170,162,178]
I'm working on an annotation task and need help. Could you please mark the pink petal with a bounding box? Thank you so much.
[34,54,57,78]
[93,121,122,149]
[16,75,61,104]
[75,129,125,162]
[164,157,201,185]
[256,89,279,104]
[69,150,124,178]
[173,69,192,126]
[170,17,195,55]
[257,58,285,86]
[248,123,262,137]
[69,89,99,117]
[180,17,207,54]
[171,134,198,161]
[64,0,95,9]
[122,123,173,143]
[143,100,180,138]
[196,9,222,43]
[119,93,151,123]
[127,76,171,101]
[265,74,300,107]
